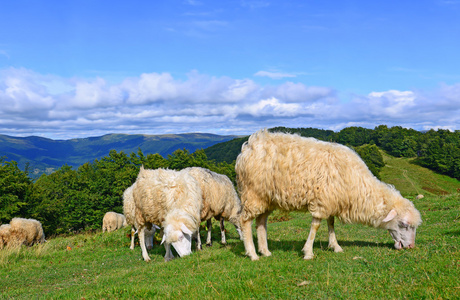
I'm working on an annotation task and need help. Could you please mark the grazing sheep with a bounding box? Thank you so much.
[183,167,242,249]
[133,167,202,262]
[1,218,46,248]
[235,129,422,261]
[123,183,160,250]
[415,194,424,200]
[102,212,127,233]
[0,224,13,249]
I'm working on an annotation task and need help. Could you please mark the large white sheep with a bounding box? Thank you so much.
[0,218,46,248]
[183,167,242,248]
[102,212,127,233]
[132,167,202,262]
[235,129,422,260]
[123,183,160,250]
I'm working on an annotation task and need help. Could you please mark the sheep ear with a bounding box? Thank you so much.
[161,234,166,245]
[180,223,193,235]
[154,225,161,230]
[383,209,398,222]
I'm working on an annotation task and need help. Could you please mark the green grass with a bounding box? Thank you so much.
[1,156,459,299]
[380,151,460,197]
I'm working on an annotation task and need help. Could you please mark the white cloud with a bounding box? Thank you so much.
[244,97,300,117]
[254,70,296,80]
[0,67,459,139]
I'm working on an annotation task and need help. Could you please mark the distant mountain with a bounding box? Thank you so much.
[0,133,238,176]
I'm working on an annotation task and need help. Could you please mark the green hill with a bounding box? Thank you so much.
[380,151,460,197]
[0,133,237,176]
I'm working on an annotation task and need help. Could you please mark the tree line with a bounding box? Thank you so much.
[1,149,235,236]
[1,125,459,237]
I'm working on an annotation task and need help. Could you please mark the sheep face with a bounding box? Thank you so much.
[162,223,193,257]
[382,209,420,249]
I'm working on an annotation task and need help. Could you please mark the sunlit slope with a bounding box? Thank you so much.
[380,151,460,197]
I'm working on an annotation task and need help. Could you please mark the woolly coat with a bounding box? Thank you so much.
[4,218,46,247]
[235,129,422,228]
[132,167,202,244]
[184,167,241,227]
[102,212,127,232]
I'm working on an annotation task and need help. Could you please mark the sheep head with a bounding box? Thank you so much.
[381,207,421,250]
[161,223,193,257]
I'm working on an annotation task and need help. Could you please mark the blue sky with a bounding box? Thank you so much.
[1,0,459,139]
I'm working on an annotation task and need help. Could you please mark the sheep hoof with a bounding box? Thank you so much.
[260,250,272,257]
[303,254,314,260]
[328,244,343,253]
[249,254,260,261]
[206,243,212,247]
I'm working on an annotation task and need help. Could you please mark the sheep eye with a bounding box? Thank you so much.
[398,221,409,229]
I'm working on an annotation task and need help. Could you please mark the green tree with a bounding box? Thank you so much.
[0,158,32,223]
[353,145,385,179]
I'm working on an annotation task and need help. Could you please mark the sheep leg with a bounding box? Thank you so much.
[206,219,212,247]
[195,230,202,250]
[129,226,136,250]
[302,217,321,260]
[256,211,272,257]
[138,227,151,262]
[241,217,259,260]
[220,218,227,245]
[327,216,343,253]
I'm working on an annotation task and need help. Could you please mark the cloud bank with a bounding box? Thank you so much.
[0,67,459,139]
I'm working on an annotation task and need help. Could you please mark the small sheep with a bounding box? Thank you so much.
[102,212,127,233]
[183,167,242,249]
[0,224,13,249]
[415,194,424,200]
[235,129,422,260]
[123,183,160,250]
[1,218,46,248]
[133,167,202,262]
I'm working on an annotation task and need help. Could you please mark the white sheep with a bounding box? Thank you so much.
[0,218,46,248]
[132,167,202,262]
[122,183,160,250]
[102,212,127,233]
[0,224,12,249]
[235,129,422,261]
[183,167,242,249]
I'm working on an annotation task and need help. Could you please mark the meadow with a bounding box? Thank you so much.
[1,155,459,299]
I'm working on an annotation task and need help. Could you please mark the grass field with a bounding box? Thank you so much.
[1,156,459,299]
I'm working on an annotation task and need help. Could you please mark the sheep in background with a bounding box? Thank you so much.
[102,212,127,233]
[0,224,13,249]
[1,218,46,248]
[235,129,422,261]
[123,183,160,250]
[183,167,242,249]
[133,167,202,262]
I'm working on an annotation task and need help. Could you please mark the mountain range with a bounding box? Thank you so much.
[0,133,238,176]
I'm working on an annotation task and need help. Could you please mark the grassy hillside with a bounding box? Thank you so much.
[1,156,459,299]
[380,151,460,197]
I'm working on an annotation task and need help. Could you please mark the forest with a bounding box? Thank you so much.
[1,125,459,237]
